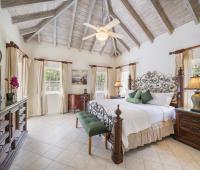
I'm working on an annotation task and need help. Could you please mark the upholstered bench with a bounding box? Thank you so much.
[76,112,108,154]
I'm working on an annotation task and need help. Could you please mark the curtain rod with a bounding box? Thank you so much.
[89,65,113,69]
[169,44,200,55]
[34,58,72,64]
[6,41,29,58]
[115,62,137,69]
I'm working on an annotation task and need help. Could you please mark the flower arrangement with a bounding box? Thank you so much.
[10,76,19,90]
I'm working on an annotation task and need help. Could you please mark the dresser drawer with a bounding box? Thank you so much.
[180,120,200,137]
[179,128,200,147]
[180,114,200,128]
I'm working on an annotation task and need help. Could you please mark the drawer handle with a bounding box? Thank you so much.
[192,119,200,123]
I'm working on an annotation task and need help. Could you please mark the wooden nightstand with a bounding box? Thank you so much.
[110,96,125,99]
[175,108,200,150]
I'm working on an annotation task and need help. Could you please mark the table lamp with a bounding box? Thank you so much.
[114,81,122,97]
[186,76,200,112]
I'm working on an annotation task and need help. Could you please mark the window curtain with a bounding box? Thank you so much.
[58,63,72,113]
[183,50,193,108]
[90,67,97,100]
[129,64,136,89]
[107,68,114,98]
[22,56,31,98]
[28,60,47,116]
[5,46,18,94]
[116,68,121,81]
[175,51,193,108]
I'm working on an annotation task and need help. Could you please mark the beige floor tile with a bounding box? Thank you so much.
[9,113,200,170]
[46,161,76,170]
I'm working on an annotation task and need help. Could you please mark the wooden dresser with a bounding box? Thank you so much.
[68,94,90,112]
[175,108,200,150]
[0,99,28,170]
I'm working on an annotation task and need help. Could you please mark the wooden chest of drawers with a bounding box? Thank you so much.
[68,94,90,112]
[175,108,200,150]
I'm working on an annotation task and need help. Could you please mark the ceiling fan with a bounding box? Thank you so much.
[82,19,124,41]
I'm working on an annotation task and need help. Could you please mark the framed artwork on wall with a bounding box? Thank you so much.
[72,69,87,85]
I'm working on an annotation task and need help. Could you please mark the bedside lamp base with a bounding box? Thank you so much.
[191,91,200,113]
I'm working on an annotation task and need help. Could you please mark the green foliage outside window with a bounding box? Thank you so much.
[96,72,106,91]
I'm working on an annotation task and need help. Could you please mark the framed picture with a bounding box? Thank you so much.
[72,69,87,85]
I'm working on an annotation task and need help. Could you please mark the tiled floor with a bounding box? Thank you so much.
[10,113,200,170]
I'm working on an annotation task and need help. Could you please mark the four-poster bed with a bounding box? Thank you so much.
[84,67,184,164]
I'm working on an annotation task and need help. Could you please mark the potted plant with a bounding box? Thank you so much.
[5,76,19,106]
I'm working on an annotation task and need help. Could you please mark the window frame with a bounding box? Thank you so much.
[44,66,61,94]
[95,70,108,94]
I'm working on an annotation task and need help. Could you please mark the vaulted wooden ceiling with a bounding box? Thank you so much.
[1,0,200,56]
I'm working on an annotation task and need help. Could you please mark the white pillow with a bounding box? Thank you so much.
[125,89,134,99]
[148,92,174,106]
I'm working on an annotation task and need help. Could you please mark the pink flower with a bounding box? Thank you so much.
[10,76,19,89]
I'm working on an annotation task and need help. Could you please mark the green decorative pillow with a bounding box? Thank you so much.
[127,97,141,104]
[141,90,153,104]
[134,90,142,99]
[129,90,137,98]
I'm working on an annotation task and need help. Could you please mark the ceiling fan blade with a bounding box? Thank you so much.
[83,23,99,31]
[82,33,96,40]
[104,19,120,30]
[108,32,124,39]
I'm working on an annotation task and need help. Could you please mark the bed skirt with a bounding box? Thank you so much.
[124,120,174,151]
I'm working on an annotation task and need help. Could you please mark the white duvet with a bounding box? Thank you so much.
[89,99,175,148]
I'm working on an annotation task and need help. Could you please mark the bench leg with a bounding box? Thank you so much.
[89,136,92,155]
[105,133,108,149]
[76,118,78,128]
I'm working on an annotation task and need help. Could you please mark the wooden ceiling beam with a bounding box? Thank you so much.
[117,38,130,52]
[80,0,97,49]
[150,0,174,34]
[24,0,74,42]
[68,0,78,48]
[53,19,57,47]
[1,0,53,8]
[107,0,140,47]
[121,0,154,42]
[12,10,54,24]
[183,0,199,24]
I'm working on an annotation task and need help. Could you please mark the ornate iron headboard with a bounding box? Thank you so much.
[131,71,177,93]
[128,68,184,107]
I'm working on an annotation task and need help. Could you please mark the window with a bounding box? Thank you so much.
[120,70,129,96]
[44,67,61,93]
[96,71,107,92]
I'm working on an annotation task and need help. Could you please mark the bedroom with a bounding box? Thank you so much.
[0,0,200,170]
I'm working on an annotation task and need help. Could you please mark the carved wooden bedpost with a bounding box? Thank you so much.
[177,67,184,107]
[128,74,132,90]
[112,105,123,164]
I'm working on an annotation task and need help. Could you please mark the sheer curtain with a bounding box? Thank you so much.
[183,50,193,108]
[90,67,97,100]
[107,68,114,98]
[28,60,47,116]
[5,45,18,94]
[175,51,193,108]
[129,64,136,89]
[58,63,72,113]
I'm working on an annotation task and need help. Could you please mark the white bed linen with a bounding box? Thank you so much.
[89,99,175,148]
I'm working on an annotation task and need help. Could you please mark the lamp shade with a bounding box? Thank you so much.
[114,81,122,87]
[186,76,200,90]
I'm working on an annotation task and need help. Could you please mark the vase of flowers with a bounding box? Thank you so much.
[6,76,19,106]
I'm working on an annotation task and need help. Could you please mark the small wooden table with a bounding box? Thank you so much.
[175,108,200,150]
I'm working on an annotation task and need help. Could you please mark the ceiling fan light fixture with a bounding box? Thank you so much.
[96,32,108,41]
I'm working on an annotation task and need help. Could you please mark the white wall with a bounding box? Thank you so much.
[0,5,28,107]
[25,41,116,114]
[116,21,200,77]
